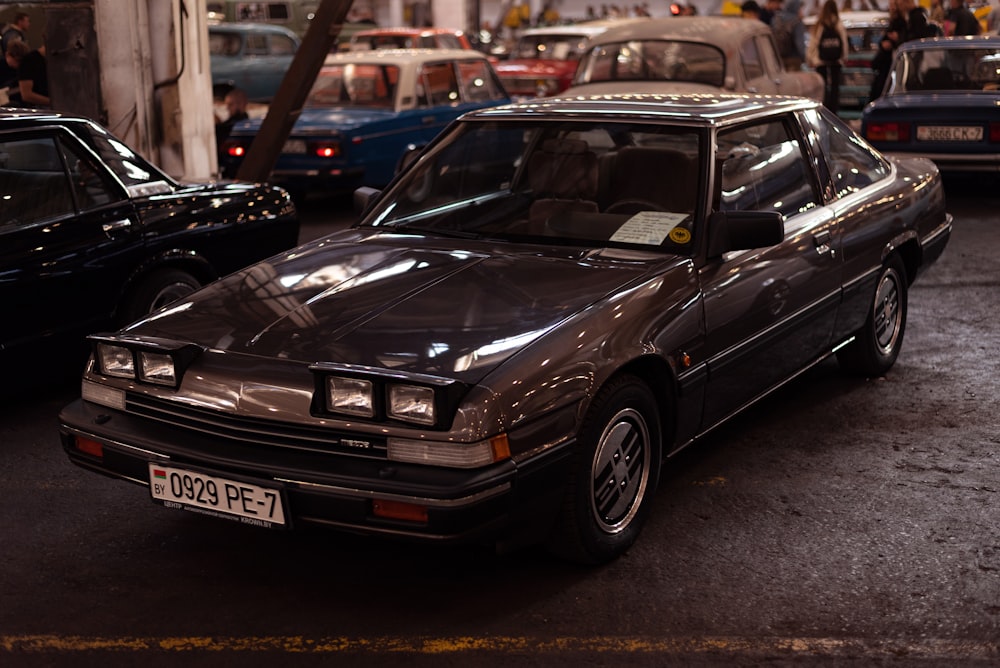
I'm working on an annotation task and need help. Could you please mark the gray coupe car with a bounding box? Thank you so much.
[60,94,951,564]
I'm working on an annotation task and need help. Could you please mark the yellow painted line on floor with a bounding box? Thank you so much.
[1,635,998,658]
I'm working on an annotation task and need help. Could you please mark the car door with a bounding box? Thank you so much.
[697,114,842,429]
[0,127,138,356]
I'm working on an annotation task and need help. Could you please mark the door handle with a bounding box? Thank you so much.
[102,219,132,237]
[814,230,835,257]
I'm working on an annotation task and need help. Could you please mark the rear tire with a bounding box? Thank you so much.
[837,254,907,377]
[546,375,661,565]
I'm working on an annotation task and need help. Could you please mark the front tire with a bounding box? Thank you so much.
[546,375,662,565]
[120,268,201,325]
[837,255,908,377]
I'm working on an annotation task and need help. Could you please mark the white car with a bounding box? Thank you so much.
[565,16,824,101]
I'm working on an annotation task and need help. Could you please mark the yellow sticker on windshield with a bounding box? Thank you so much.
[669,227,692,244]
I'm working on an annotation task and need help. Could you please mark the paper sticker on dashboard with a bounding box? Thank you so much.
[611,211,689,245]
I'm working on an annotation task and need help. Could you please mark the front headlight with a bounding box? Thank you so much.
[97,344,135,379]
[327,376,374,417]
[388,384,435,425]
[139,352,176,386]
[89,334,202,389]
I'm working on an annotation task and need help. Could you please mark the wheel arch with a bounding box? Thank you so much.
[603,354,679,461]
[116,251,217,319]
[885,233,922,286]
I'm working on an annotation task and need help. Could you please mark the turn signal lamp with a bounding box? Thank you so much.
[74,436,105,459]
[372,499,429,523]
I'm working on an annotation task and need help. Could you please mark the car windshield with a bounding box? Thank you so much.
[511,33,593,60]
[361,119,703,253]
[887,47,1000,93]
[574,40,726,87]
[306,64,399,108]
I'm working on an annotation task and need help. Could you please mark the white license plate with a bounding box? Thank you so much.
[916,125,983,142]
[282,139,307,154]
[148,463,287,528]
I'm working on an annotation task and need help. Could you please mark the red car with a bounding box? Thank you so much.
[493,20,642,99]
[348,27,475,51]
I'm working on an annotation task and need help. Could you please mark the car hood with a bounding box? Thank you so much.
[233,107,399,135]
[127,231,674,384]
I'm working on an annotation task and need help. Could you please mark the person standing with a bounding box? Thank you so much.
[215,88,249,177]
[808,0,849,112]
[944,0,981,35]
[0,11,29,94]
[771,0,808,70]
[16,43,48,108]
[869,20,904,98]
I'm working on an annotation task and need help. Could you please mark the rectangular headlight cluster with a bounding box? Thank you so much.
[325,376,437,425]
[89,334,202,389]
[311,362,467,429]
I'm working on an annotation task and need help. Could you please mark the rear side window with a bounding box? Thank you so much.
[806,107,889,198]
[0,136,75,227]
[718,117,820,218]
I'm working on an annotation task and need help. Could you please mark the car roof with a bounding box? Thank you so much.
[518,18,647,38]
[322,48,490,66]
[207,22,300,38]
[352,27,466,37]
[898,34,1000,51]
[465,92,816,126]
[586,16,769,44]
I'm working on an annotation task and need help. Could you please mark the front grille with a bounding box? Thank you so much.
[126,393,388,460]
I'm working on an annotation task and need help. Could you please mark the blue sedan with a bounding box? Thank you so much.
[861,36,1000,171]
[219,49,510,194]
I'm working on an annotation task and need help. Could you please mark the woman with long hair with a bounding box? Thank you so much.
[807,0,849,112]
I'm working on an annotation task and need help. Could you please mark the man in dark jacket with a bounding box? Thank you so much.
[946,0,981,35]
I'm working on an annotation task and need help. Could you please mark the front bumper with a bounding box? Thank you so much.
[59,398,574,545]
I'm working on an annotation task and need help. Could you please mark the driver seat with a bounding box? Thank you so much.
[526,138,600,233]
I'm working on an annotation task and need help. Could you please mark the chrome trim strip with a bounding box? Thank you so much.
[274,477,512,508]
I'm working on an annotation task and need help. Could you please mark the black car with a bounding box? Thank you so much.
[0,109,299,375]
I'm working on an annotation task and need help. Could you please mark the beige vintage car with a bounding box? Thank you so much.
[565,16,824,101]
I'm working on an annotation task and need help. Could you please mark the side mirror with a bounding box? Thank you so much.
[353,186,381,215]
[706,210,784,258]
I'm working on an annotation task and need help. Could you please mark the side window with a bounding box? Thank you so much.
[741,38,764,80]
[269,34,296,56]
[719,118,820,218]
[0,136,75,227]
[440,35,462,49]
[808,107,890,198]
[420,62,460,106]
[59,138,120,210]
[757,35,783,74]
[458,60,503,102]
[245,34,267,56]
